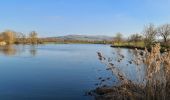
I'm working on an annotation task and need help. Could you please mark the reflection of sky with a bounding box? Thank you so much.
[0,44,112,100]
[0,44,145,99]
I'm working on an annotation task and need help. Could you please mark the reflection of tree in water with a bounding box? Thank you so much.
[0,45,38,56]
[0,45,35,56]
[29,45,37,56]
[0,45,17,56]
[115,48,122,55]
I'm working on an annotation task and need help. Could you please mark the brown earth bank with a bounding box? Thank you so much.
[110,45,145,50]
[89,81,170,100]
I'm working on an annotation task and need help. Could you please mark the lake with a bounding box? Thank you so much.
[0,44,141,100]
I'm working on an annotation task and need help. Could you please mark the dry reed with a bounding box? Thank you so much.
[94,43,170,100]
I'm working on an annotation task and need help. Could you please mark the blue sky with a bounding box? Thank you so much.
[0,0,170,37]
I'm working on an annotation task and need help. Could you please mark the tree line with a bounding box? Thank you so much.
[113,23,170,48]
[0,30,113,45]
[1,23,170,46]
[0,30,39,45]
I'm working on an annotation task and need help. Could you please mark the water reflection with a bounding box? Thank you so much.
[0,45,38,56]
[0,45,17,56]
[29,45,37,56]
[96,48,146,85]
[0,44,106,100]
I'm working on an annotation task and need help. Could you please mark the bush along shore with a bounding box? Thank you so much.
[88,43,170,100]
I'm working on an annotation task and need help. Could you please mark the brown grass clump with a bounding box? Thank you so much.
[94,43,170,100]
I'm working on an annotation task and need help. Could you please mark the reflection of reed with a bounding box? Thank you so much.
[97,52,128,84]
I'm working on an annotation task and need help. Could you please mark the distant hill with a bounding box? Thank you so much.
[56,35,114,41]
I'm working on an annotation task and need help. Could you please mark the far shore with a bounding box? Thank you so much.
[110,44,169,53]
[110,45,145,50]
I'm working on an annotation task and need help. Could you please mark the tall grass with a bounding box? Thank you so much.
[95,44,170,100]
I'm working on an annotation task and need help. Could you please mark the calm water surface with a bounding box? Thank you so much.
[0,44,140,100]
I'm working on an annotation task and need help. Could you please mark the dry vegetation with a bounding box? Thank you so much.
[91,44,170,100]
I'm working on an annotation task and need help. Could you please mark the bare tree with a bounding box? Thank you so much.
[14,32,27,44]
[143,24,157,47]
[29,31,38,44]
[129,33,143,46]
[114,32,123,45]
[157,24,170,44]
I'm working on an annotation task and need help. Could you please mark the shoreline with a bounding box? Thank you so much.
[110,45,166,53]
[110,45,145,50]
